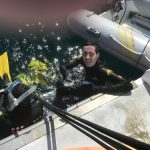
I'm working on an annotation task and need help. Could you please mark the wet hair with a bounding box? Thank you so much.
[83,42,100,54]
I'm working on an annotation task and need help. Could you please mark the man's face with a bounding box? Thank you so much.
[82,45,99,68]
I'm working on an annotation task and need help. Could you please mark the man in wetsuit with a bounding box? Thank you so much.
[56,42,133,99]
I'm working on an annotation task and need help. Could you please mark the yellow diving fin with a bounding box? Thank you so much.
[0,52,12,82]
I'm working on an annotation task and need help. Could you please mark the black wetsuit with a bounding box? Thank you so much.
[57,56,133,98]
[65,57,125,85]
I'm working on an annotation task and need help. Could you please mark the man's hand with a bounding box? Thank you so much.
[59,66,69,80]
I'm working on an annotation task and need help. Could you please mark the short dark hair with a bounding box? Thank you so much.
[83,42,100,54]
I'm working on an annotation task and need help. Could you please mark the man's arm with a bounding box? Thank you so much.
[101,67,125,83]
[60,56,82,79]
[94,67,133,93]
[65,56,82,69]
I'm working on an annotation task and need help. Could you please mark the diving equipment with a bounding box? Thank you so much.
[4,79,37,112]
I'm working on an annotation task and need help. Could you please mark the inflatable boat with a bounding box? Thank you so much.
[67,0,150,71]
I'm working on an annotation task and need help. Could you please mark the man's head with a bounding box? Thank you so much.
[82,42,100,67]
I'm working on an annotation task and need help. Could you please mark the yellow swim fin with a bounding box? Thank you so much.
[0,52,12,82]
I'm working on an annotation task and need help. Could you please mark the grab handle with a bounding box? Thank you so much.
[87,27,100,38]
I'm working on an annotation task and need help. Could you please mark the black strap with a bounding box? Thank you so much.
[0,94,4,107]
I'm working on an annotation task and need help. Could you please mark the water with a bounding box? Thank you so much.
[0,21,143,107]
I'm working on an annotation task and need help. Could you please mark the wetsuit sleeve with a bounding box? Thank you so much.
[101,67,125,83]
[92,80,133,94]
[65,56,83,69]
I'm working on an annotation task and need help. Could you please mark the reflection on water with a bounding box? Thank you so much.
[0,21,85,106]
[0,21,143,107]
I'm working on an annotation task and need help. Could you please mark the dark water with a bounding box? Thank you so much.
[0,21,143,106]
